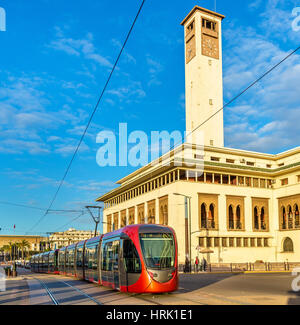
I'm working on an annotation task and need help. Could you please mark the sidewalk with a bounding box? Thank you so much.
[0,267,30,305]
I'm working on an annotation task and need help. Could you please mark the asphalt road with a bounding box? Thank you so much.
[0,268,299,305]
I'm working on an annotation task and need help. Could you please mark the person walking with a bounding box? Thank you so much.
[202,257,207,272]
[184,257,190,273]
[195,256,199,273]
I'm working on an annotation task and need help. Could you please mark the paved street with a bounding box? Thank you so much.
[0,267,299,305]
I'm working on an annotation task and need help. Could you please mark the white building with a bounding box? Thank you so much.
[97,6,300,265]
[49,228,98,249]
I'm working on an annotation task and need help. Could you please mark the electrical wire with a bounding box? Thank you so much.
[169,44,300,155]
[25,0,146,234]
[0,201,83,213]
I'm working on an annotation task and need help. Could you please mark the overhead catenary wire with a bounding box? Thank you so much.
[169,44,300,154]
[0,201,83,213]
[25,0,146,234]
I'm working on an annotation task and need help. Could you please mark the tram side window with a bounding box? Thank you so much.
[123,239,141,273]
[59,252,65,268]
[69,250,74,268]
[86,244,99,270]
[76,247,83,268]
[101,242,113,271]
[93,245,99,270]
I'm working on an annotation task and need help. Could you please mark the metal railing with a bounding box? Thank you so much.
[179,261,300,273]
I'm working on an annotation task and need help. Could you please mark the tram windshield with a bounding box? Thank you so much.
[139,233,175,270]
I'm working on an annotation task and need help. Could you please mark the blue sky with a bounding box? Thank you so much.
[0,0,299,236]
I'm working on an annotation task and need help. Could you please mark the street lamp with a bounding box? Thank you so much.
[174,193,192,272]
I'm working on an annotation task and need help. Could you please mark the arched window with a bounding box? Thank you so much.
[254,207,259,230]
[129,213,134,225]
[229,205,234,229]
[159,206,164,225]
[261,207,265,230]
[209,204,215,229]
[163,205,168,225]
[148,208,155,224]
[283,237,294,252]
[295,204,299,228]
[282,206,286,229]
[288,205,293,229]
[201,203,207,228]
[236,205,241,229]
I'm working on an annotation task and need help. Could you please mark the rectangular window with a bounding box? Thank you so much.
[247,161,255,166]
[186,21,195,34]
[222,238,227,247]
[246,177,251,187]
[238,177,244,186]
[260,179,266,188]
[211,157,220,162]
[266,164,272,168]
[179,170,188,180]
[229,238,234,247]
[206,237,212,248]
[236,238,242,247]
[264,238,269,247]
[281,178,288,186]
[197,172,205,182]
[226,159,235,164]
[250,238,256,247]
[257,238,262,247]
[206,173,213,183]
[223,175,229,184]
[214,174,221,184]
[278,163,285,167]
[253,178,259,187]
[230,175,237,185]
[214,237,220,247]
[188,171,197,182]
[297,175,300,183]
[199,237,205,247]
[202,18,216,31]
[243,238,249,247]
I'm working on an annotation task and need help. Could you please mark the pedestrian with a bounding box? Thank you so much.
[202,257,207,272]
[195,256,199,273]
[184,257,190,273]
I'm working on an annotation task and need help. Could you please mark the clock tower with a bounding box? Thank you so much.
[181,6,225,147]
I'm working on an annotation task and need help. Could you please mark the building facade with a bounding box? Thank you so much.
[0,235,48,261]
[97,6,300,265]
[49,228,98,249]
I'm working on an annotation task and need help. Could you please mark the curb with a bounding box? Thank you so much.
[179,270,292,275]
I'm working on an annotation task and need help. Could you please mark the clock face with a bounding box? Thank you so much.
[202,34,219,59]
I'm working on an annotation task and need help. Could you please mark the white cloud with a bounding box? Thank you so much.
[49,28,113,68]
[222,3,300,154]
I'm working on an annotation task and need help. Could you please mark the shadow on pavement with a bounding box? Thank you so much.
[177,273,239,293]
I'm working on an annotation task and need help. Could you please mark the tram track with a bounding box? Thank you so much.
[34,276,103,305]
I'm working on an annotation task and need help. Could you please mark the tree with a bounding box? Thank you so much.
[18,240,30,261]
[7,241,15,261]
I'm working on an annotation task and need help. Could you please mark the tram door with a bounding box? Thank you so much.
[113,241,120,290]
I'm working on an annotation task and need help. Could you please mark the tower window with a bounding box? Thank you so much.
[202,18,216,31]
[187,21,194,32]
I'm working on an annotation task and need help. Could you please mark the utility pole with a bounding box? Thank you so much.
[85,206,102,237]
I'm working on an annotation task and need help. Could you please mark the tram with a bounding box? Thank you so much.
[30,224,178,293]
